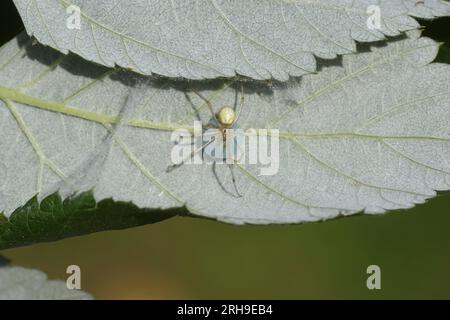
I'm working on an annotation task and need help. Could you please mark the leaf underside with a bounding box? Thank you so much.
[0,30,449,234]
[12,0,450,80]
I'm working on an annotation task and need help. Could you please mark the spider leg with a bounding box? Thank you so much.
[174,134,194,146]
[211,161,242,198]
[227,163,243,198]
[223,139,244,198]
[183,91,202,122]
[192,90,220,125]
[235,83,245,124]
[166,138,215,172]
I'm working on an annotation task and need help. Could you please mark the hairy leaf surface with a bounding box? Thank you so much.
[0,266,92,299]
[12,0,450,80]
[0,32,449,228]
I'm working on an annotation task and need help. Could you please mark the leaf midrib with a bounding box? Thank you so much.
[1,86,449,144]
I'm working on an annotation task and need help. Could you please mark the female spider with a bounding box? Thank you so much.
[167,84,245,197]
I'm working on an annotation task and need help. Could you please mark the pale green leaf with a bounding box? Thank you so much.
[12,0,450,80]
[0,32,449,227]
[0,266,92,300]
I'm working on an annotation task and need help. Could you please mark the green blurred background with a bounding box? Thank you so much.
[1,1,450,299]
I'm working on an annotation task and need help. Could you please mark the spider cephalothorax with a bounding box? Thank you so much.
[217,106,236,128]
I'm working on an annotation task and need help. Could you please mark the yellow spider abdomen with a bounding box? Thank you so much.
[217,106,236,127]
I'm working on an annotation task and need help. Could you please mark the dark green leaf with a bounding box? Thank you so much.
[0,192,182,250]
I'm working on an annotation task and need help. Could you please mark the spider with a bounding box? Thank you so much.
[166,84,245,198]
